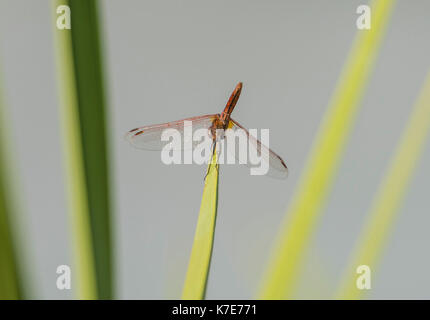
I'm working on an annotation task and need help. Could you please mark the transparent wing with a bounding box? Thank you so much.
[223,118,288,179]
[126,114,218,150]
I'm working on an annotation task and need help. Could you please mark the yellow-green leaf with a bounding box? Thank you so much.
[258,0,396,299]
[182,151,219,299]
[336,72,430,299]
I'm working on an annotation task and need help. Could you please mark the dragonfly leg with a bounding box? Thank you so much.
[204,164,210,181]
[204,140,217,181]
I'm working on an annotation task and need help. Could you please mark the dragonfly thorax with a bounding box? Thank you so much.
[209,117,227,140]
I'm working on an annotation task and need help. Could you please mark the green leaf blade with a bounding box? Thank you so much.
[182,152,219,300]
[52,0,113,299]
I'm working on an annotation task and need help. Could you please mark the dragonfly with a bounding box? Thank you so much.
[126,82,288,179]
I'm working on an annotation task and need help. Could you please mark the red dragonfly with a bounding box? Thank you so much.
[126,82,288,178]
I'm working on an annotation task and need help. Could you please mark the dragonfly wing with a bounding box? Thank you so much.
[225,118,288,179]
[126,114,218,150]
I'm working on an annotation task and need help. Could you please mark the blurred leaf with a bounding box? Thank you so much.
[336,72,430,299]
[258,0,396,299]
[52,0,113,299]
[0,65,22,299]
[182,151,219,299]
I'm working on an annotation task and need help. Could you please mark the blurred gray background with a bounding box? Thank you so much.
[0,0,429,299]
